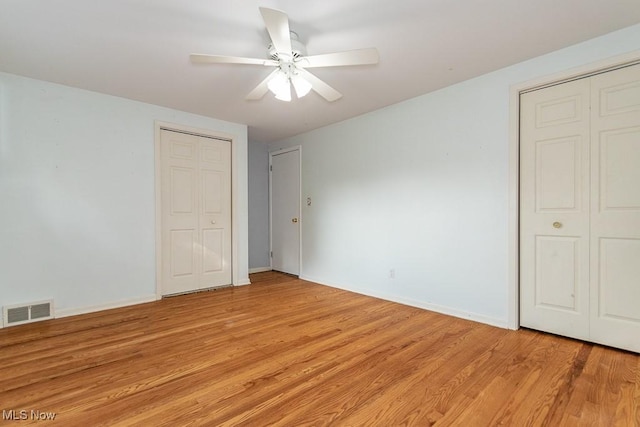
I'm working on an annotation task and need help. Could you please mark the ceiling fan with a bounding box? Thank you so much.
[190,7,379,102]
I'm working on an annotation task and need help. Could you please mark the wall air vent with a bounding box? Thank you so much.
[3,300,54,327]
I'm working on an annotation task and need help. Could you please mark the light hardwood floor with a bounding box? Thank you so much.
[1,271,638,426]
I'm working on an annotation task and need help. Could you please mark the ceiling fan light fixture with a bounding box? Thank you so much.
[292,74,312,98]
[267,70,291,101]
[274,84,292,102]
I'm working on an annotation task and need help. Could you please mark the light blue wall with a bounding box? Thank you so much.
[268,24,640,327]
[248,140,270,270]
[0,73,249,322]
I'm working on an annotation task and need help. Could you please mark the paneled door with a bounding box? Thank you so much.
[520,78,591,341]
[589,65,640,351]
[160,129,232,295]
[270,147,301,275]
[520,63,640,352]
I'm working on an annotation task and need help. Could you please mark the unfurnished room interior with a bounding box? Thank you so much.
[1,1,639,425]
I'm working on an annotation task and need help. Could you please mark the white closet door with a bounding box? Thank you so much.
[161,130,232,295]
[520,78,591,340]
[521,63,640,352]
[589,64,640,352]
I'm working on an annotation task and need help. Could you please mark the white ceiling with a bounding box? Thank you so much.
[2,1,640,142]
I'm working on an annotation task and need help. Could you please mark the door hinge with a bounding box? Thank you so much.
[270,165,272,172]
[270,251,273,258]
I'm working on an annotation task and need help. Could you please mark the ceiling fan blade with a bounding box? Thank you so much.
[298,48,379,68]
[296,68,342,102]
[259,7,292,56]
[246,69,280,100]
[190,54,278,66]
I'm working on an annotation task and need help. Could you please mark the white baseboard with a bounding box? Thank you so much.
[300,275,508,329]
[56,295,158,319]
[234,279,251,286]
[249,267,272,274]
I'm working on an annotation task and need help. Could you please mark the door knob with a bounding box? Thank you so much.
[211,220,216,224]
[292,218,298,223]
[553,221,562,229]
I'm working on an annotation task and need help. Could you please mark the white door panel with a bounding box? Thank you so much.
[161,130,231,295]
[598,128,640,211]
[589,64,640,352]
[198,137,232,288]
[170,229,196,278]
[520,78,591,340]
[270,148,301,275]
[534,236,581,311]
[535,137,582,211]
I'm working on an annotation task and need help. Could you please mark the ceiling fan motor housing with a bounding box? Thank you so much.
[268,31,306,60]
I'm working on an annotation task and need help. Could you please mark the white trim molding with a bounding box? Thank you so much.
[249,267,272,274]
[507,49,640,330]
[56,295,157,319]
[302,275,508,329]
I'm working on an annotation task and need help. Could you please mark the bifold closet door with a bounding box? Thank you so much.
[520,63,640,352]
[160,130,232,295]
[520,78,591,341]
[588,64,640,352]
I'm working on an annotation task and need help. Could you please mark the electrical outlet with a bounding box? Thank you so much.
[389,269,395,279]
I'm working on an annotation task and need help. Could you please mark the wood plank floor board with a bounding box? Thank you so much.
[341,327,537,425]
[276,325,501,426]
[194,308,458,425]
[492,339,583,424]
[220,317,477,426]
[451,337,566,425]
[416,332,546,426]
[0,271,638,426]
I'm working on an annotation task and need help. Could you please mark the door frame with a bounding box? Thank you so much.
[154,121,238,298]
[507,50,640,329]
[269,146,302,275]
